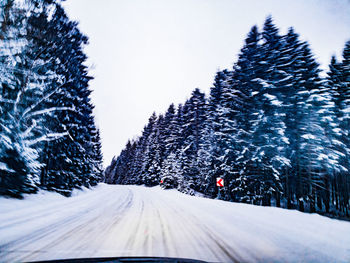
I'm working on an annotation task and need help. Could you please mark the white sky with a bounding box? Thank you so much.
[62,0,350,166]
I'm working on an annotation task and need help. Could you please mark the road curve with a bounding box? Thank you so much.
[0,184,350,262]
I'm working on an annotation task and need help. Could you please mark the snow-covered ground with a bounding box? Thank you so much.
[0,184,350,263]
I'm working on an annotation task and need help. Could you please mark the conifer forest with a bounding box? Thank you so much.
[1,0,350,221]
[105,17,350,219]
[0,0,103,197]
[1,1,350,262]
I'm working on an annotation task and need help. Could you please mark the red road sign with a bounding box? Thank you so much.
[216,178,224,187]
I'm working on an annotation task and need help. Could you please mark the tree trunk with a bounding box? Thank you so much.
[299,199,304,212]
[276,192,281,207]
[317,192,322,211]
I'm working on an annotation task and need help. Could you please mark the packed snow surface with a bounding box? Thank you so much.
[0,184,350,262]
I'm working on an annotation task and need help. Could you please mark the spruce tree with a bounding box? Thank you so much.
[36,4,103,192]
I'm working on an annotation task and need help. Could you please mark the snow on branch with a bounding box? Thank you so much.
[0,97,16,104]
[0,162,15,173]
[25,132,69,146]
[21,81,70,119]
[24,106,75,119]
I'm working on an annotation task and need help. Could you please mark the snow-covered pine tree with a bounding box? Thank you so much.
[180,89,207,192]
[291,43,325,212]
[105,139,136,184]
[160,152,182,189]
[142,114,163,186]
[106,17,349,219]
[35,4,103,193]
[339,42,350,216]
[0,0,71,197]
[163,104,178,158]
[326,41,350,216]
[202,70,227,198]
[129,137,145,185]
[223,25,262,203]
[116,140,138,184]
[136,112,157,185]
[0,0,40,196]
[248,17,289,206]
[277,27,306,208]
[0,1,103,196]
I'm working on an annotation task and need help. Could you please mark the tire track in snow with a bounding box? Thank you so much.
[0,186,132,262]
[25,188,134,258]
[151,192,241,262]
[0,186,110,231]
[2,184,348,263]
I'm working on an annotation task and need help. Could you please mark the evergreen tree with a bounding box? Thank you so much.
[160,152,181,189]
[106,18,350,219]
[225,25,262,202]
[0,0,66,196]
[202,70,227,197]
[181,89,207,192]
[143,114,163,186]
[0,0,103,197]
[35,4,103,192]
[326,41,350,216]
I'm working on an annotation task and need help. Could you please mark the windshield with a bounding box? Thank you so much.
[1,1,350,262]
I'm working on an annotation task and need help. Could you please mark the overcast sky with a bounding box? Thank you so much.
[62,0,350,166]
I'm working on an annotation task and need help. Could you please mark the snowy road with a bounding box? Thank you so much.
[1,184,350,262]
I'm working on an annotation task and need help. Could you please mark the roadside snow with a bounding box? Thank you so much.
[0,184,349,262]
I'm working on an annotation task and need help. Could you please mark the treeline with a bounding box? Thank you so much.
[106,17,350,219]
[0,0,103,197]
